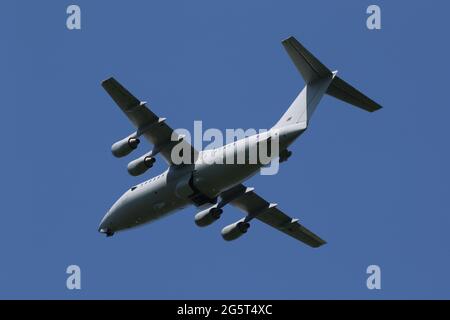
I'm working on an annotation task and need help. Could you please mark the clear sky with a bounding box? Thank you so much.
[1,0,449,299]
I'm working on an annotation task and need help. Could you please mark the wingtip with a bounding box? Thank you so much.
[312,239,327,248]
[367,102,383,112]
[101,76,116,86]
[282,35,296,43]
[374,104,383,111]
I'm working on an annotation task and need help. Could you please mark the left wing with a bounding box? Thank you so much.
[102,77,197,165]
[222,184,326,248]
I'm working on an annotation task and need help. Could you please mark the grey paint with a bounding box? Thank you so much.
[99,37,382,247]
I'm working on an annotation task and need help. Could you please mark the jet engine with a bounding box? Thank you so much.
[221,220,250,241]
[111,136,140,158]
[127,153,156,176]
[195,206,223,227]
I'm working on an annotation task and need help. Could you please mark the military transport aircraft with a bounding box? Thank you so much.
[98,37,381,247]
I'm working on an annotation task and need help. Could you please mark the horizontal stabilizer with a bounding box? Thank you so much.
[327,76,382,112]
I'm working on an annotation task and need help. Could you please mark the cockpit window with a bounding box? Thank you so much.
[131,186,137,191]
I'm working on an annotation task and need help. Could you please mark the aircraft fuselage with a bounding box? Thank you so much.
[98,124,303,234]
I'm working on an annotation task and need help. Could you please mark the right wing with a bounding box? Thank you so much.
[102,77,198,165]
[222,184,326,248]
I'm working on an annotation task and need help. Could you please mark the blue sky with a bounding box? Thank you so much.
[1,0,449,299]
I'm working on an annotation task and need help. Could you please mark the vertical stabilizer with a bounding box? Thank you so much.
[273,36,382,129]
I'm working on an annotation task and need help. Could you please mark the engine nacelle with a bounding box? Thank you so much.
[111,136,140,158]
[221,220,250,241]
[195,207,223,227]
[127,153,156,176]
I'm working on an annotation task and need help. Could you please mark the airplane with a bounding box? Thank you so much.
[98,36,381,247]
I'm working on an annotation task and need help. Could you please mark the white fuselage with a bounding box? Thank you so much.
[99,124,304,234]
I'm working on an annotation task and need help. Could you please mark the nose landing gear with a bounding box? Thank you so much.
[99,228,115,237]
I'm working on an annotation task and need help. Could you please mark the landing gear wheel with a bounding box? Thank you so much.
[279,149,293,163]
[106,231,115,237]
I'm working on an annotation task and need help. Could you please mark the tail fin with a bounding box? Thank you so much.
[273,37,381,129]
[282,36,333,84]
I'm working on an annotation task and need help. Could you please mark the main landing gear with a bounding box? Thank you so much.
[279,149,293,163]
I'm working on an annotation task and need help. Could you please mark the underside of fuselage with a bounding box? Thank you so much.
[99,127,303,236]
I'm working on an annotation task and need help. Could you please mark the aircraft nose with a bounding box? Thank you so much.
[98,210,115,237]
[99,188,143,236]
